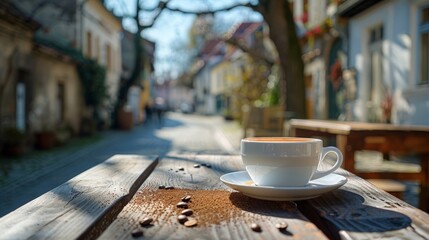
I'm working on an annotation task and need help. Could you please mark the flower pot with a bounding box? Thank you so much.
[35,131,56,150]
[2,142,25,156]
[118,108,133,130]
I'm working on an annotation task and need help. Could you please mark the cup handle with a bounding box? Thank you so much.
[311,146,343,180]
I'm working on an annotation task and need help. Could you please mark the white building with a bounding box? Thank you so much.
[339,0,429,125]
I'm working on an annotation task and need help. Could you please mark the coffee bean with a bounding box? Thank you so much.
[250,223,261,232]
[181,195,192,202]
[178,167,185,171]
[165,186,174,190]
[275,222,288,230]
[177,201,188,208]
[131,229,143,238]
[181,209,193,216]
[177,214,188,224]
[139,217,153,227]
[184,217,198,227]
[193,164,200,168]
[158,185,165,189]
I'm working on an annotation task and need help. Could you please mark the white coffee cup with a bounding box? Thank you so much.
[241,137,343,187]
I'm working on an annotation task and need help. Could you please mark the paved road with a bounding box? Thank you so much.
[0,113,242,217]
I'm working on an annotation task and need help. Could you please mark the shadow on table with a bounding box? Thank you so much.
[229,189,412,238]
[297,189,412,239]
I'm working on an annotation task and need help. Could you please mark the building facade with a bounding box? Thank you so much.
[339,0,429,125]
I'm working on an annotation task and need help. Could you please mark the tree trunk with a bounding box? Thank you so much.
[256,0,306,119]
[111,1,143,128]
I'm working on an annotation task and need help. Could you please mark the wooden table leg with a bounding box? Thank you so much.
[336,134,356,173]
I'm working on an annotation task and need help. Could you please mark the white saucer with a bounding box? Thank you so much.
[220,171,347,201]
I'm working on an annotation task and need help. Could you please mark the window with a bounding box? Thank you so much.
[420,6,429,84]
[106,44,111,69]
[368,25,384,103]
[95,37,100,62]
[369,25,383,44]
[86,31,92,58]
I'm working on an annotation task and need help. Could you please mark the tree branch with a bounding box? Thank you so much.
[139,1,257,30]
[140,1,170,30]
[225,38,275,66]
[165,2,257,15]
[141,0,169,12]
[141,9,164,29]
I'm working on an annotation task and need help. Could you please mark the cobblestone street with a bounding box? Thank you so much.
[0,112,243,217]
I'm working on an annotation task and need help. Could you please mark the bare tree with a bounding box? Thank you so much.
[111,0,306,124]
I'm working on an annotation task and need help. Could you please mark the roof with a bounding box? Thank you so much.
[199,38,224,59]
[226,22,263,40]
[337,0,384,17]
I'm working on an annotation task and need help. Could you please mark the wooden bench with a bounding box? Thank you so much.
[242,106,284,137]
[1,154,429,239]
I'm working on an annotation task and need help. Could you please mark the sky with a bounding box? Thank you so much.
[105,0,262,77]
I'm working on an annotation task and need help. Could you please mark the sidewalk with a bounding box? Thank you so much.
[213,117,243,154]
[0,114,244,217]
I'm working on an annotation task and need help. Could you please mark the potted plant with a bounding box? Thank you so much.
[1,127,27,156]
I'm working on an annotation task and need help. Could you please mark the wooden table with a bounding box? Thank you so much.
[288,119,429,211]
[1,154,429,239]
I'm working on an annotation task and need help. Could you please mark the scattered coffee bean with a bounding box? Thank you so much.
[178,167,185,171]
[177,214,188,224]
[184,217,198,227]
[158,185,165,189]
[250,223,261,232]
[181,195,192,202]
[131,229,143,238]
[193,164,200,168]
[139,217,153,227]
[275,222,288,230]
[177,201,188,208]
[165,186,175,190]
[181,209,193,216]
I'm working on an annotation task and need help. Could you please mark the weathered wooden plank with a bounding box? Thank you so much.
[297,169,429,240]
[99,154,328,240]
[0,154,158,240]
